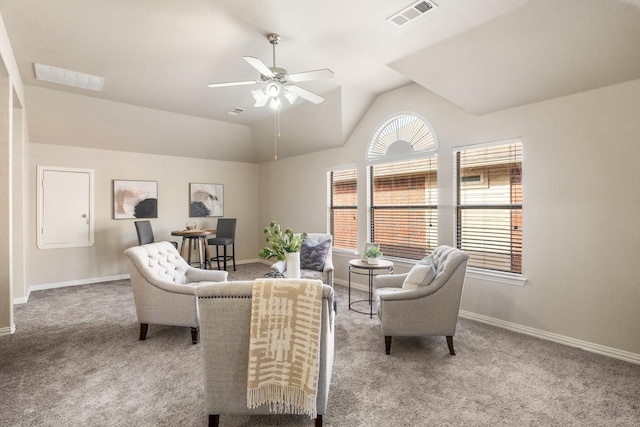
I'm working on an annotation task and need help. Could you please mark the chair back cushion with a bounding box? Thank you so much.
[215,218,237,239]
[134,220,154,245]
[125,241,191,285]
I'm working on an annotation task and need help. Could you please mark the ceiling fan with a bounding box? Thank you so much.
[207,33,334,109]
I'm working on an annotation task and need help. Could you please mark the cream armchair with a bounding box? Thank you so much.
[196,280,335,426]
[374,245,469,355]
[124,241,228,344]
[270,233,334,287]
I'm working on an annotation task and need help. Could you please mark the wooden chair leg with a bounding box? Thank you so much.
[191,327,199,344]
[446,335,455,355]
[315,414,322,427]
[385,336,392,355]
[139,323,148,340]
[208,414,219,427]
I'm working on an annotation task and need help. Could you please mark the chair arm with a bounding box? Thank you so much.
[374,273,406,290]
[271,260,286,274]
[186,268,228,283]
[377,283,442,301]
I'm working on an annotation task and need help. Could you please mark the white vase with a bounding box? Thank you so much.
[367,257,380,265]
[286,252,301,278]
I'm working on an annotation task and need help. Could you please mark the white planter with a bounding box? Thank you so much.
[286,252,301,278]
[367,257,380,265]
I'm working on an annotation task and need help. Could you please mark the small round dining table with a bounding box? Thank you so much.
[171,229,216,269]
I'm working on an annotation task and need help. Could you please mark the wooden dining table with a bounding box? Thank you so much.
[170,229,216,269]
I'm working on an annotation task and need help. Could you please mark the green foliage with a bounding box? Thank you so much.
[258,221,308,261]
[364,246,383,258]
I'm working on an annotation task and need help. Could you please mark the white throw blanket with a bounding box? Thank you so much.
[247,278,324,418]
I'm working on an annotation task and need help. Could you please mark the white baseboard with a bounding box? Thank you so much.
[0,324,16,336]
[15,274,130,305]
[459,310,640,365]
[334,281,639,365]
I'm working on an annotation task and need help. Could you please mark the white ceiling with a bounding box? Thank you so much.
[1,0,639,162]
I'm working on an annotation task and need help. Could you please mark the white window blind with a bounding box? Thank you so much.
[370,157,438,260]
[328,168,357,251]
[455,141,523,274]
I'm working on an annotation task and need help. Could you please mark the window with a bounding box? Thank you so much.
[370,158,437,259]
[328,168,357,251]
[455,140,523,274]
[368,113,438,261]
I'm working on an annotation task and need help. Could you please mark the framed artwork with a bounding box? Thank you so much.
[190,183,224,217]
[113,180,158,219]
[362,242,380,259]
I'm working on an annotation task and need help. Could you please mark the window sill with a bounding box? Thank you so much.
[466,267,528,287]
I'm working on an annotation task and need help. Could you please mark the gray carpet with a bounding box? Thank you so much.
[1,263,639,426]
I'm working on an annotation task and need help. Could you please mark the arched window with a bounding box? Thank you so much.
[367,113,438,260]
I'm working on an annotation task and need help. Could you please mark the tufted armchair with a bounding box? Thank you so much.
[270,233,334,287]
[374,245,469,355]
[124,241,228,344]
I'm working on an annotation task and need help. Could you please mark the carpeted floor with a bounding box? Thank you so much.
[1,263,639,426]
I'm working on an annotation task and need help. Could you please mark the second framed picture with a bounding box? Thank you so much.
[189,183,224,217]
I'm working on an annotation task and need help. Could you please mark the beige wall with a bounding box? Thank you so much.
[259,80,640,357]
[25,143,260,291]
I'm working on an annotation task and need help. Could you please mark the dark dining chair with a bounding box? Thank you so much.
[134,220,178,249]
[208,218,236,271]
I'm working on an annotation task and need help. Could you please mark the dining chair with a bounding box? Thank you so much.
[208,218,237,271]
[134,220,178,249]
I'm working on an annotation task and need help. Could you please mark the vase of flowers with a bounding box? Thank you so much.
[258,221,307,278]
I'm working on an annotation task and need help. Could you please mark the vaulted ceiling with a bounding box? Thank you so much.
[2,0,640,162]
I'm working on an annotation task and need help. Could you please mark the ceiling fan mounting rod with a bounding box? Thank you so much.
[268,33,280,68]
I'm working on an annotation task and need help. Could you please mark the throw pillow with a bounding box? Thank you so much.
[402,263,436,289]
[300,238,331,272]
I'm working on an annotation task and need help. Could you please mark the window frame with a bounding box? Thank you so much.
[366,113,438,261]
[453,138,527,286]
[327,166,358,253]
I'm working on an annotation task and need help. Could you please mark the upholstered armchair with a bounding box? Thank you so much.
[124,241,228,344]
[374,245,469,355]
[196,280,335,426]
[270,233,334,287]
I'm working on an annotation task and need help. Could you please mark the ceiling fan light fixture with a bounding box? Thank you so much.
[283,88,298,104]
[269,97,282,110]
[266,82,280,97]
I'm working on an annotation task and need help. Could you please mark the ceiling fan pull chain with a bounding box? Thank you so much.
[274,109,280,160]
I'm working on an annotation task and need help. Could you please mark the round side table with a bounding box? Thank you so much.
[348,258,393,318]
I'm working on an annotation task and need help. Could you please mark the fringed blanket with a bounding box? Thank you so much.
[247,278,324,419]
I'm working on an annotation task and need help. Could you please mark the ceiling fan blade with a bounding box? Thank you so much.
[288,68,334,83]
[207,80,261,88]
[286,85,325,104]
[243,56,275,78]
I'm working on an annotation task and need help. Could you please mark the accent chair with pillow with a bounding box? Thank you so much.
[270,233,334,287]
[373,245,470,355]
[124,241,228,344]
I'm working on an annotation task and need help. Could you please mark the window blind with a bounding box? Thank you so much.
[370,157,437,260]
[455,142,522,273]
[329,169,357,251]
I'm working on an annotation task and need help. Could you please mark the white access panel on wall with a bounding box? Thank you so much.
[37,166,95,249]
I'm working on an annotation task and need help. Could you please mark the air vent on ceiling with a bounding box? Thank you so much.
[227,107,245,116]
[387,0,438,27]
[34,63,104,92]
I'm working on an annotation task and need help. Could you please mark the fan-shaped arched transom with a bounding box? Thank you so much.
[367,113,437,162]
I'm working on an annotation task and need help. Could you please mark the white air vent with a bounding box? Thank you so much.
[227,107,245,115]
[387,0,438,27]
[34,63,104,91]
